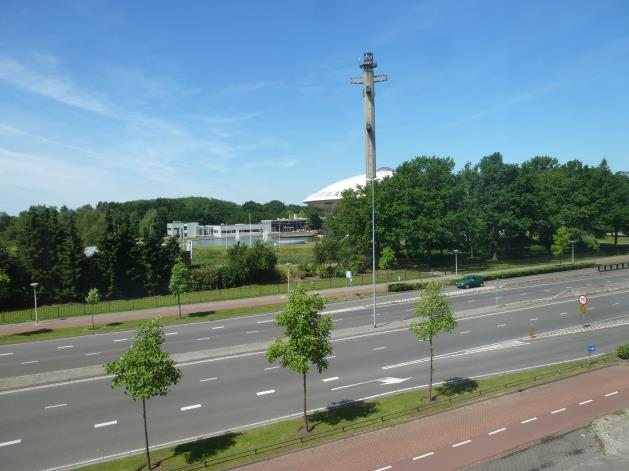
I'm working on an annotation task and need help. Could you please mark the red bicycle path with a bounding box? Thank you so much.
[238,364,629,471]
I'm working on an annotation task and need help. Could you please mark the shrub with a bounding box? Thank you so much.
[617,344,629,360]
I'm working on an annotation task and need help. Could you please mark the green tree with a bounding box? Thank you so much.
[0,268,10,301]
[85,287,101,331]
[409,282,456,401]
[379,246,396,270]
[551,226,571,264]
[266,285,334,431]
[169,261,191,319]
[57,213,87,301]
[105,319,182,470]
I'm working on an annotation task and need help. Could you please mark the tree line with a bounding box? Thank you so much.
[316,154,629,272]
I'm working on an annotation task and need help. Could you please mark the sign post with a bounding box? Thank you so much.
[346,271,353,299]
[578,294,588,327]
[495,278,500,308]
[587,344,596,364]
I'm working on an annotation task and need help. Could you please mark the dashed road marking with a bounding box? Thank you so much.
[459,331,471,335]
[373,346,387,350]
[551,408,566,414]
[322,377,339,382]
[256,389,275,396]
[200,377,217,382]
[560,313,567,316]
[20,360,38,364]
[413,451,434,460]
[529,318,539,321]
[196,337,211,341]
[165,332,178,336]
[45,403,67,409]
[373,466,392,471]
[0,439,21,447]
[84,352,101,356]
[257,319,274,324]
[94,420,117,428]
[605,391,619,397]
[579,399,593,405]
[57,345,73,349]
[521,417,537,424]
[496,324,506,328]
[113,338,128,342]
[212,326,224,330]
[264,366,280,371]
[181,404,202,411]
[0,352,14,357]
[246,330,259,334]
[488,427,506,435]
[452,439,471,448]
[325,355,336,360]
[613,302,620,306]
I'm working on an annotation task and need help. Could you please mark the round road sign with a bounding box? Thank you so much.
[578,295,588,305]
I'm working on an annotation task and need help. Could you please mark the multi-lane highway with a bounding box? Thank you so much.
[0,268,628,471]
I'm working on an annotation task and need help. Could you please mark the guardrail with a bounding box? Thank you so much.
[598,262,629,272]
[163,357,610,471]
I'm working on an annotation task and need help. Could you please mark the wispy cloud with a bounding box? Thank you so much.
[244,157,298,169]
[204,111,268,125]
[0,56,110,115]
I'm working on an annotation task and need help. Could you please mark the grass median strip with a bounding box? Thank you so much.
[78,355,615,471]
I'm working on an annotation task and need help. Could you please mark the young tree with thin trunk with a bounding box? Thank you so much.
[169,260,191,319]
[266,285,333,432]
[105,319,182,470]
[409,282,456,401]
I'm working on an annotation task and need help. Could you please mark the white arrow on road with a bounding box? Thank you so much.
[331,377,411,391]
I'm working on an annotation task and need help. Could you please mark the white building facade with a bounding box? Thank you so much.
[166,218,309,240]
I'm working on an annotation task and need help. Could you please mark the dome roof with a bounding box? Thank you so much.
[303,167,393,210]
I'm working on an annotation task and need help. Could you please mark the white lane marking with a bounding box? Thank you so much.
[551,408,566,414]
[521,292,528,296]
[165,332,178,336]
[94,420,117,428]
[413,451,434,460]
[181,404,202,411]
[613,302,620,306]
[325,355,336,360]
[496,324,506,328]
[488,427,506,436]
[521,417,537,424]
[20,360,39,364]
[373,466,392,471]
[336,318,344,322]
[246,330,259,334]
[452,439,471,448]
[544,289,551,292]
[0,352,14,357]
[467,300,476,303]
[45,403,68,409]
[264,366,280,370]
[212,326,224,330]
[560,312,568,316]
[0,439,21,447]
[199,377,217,382]
[459,331,471,335]
[529,318,539,321]
[84,352,101,356]
[322,377,339,382]
[605,391,619,397]
[373,346,387,350]
[257,319,274,324]
[113,338,128,342]
[196,337,211,341]
[256,389,275,396]
[579,399,593,405]
[57,345,73,349]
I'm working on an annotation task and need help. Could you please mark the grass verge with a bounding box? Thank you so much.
[79,355,616,471]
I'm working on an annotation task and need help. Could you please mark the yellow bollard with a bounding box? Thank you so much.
[529,320,536,339]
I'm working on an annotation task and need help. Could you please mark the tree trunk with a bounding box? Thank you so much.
[614,229,618,247]
[428,336,434,401]
[177,293,182,320]
[303,371,309,432]
[142,398,151,470]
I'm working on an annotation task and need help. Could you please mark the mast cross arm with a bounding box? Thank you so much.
[350,77,364,84]
[374,75,388,82]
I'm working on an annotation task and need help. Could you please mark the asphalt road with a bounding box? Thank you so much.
[1,268,627,379]
[0,270,628,470]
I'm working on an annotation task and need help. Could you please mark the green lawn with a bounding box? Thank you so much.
[79,355,615,471]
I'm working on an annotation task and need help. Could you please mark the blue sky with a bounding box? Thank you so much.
[1,0,628,215]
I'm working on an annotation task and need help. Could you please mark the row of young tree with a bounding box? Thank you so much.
[0,196,322,246]
[319,154,629,270]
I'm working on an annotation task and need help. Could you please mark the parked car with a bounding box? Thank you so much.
[455,275,484,289]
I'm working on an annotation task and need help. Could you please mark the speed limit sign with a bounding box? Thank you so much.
[578,295,588,305]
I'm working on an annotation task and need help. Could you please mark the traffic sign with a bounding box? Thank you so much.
[587,345,596,353]
[579,304,587,314]
[578,295,588,305]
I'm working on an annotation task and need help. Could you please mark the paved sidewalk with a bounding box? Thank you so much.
[238,364,629,471]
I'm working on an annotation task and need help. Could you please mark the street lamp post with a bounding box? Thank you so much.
[570,240,575,263]
[286,263,291,294]
[30,282,39,324]
[453,249,459,275]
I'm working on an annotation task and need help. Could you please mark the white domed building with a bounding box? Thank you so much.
[303,167,394,211]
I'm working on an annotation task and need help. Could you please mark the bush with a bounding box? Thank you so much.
[617,344,629,360]
[191,265,222,291]
[387,282,430,292]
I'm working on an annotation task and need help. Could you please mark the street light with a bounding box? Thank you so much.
[570,240,576,263]
[286,263,291,294]
[453,249,459,275]
[30,282,39,324]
